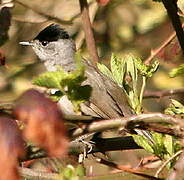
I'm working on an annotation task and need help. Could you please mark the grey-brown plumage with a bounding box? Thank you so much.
[20,24,133,118]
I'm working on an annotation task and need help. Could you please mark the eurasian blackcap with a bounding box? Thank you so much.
[20,24,133,118]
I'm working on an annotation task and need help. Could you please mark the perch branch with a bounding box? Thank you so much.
[72,113,184,137]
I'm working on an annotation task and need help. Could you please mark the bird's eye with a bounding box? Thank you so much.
[41,41,48,46]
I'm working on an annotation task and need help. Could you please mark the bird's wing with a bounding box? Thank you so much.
[82,60,134,118]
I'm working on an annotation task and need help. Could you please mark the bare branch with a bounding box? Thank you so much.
[14,0,72,25]
[79,0,99,64]
[167,151,184,180]
[144,88,184,99]
[96,157,163,180]
[161,0,184,54]
[72,113,184,137]
[155,150,183,178]
[75,2,98,50]
[145,23,184,65]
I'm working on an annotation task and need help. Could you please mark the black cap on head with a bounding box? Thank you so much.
[34,24,70,42]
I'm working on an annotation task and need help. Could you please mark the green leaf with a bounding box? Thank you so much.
[33,57,92,111]
[110,53,125,86]
[152,132,164,146]
[134,58,148,76]
[60,164,85,180]
[49,90,63,101]
[146,61,159,77]
[164,135,173,156]
[68,85,91,101]
[98,53,158,114]
[75,165,85,177]
[125,55,138,90]
[59,68,86,88]
[165,99,184,115]
[134,58,159,78]
[133,134,154,153]
[169,64,184,77]
[32,70,68,89]
[134,131,182,167]
[97,63,113,80]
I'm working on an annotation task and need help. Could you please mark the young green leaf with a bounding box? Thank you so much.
[134,58,159,77]
[97,63,113,80]
[165,99,184,115]
[169,64,184,77]
[110,53,125,86]
[32,70,68,89]
[133,134,154,153]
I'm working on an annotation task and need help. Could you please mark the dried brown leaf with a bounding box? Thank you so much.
[96,0,110,6]
[14,89,69,157]
[0,49,6,66]
[0,116,25,180]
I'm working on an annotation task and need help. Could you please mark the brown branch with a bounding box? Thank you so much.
[143,88,184,99]
[145,31,176,65]
[96,158,163,180]
[14,0,72,25]
[155,150,183,178]
[166,151,184,180]
[145,23,184,65]
[72,113,184,137]
[75,2,98,50]
[12,16,48,24]
[161,0,184,54]
[79,0,99,65]
[13,2,95,25]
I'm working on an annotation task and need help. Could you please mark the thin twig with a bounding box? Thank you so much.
[144,88,184,99]
[79,0,99,64]
[167,151,184,180]
[75,2,98,50]
[161,0,184,54]
[96,157,163,180]
[14,0,72,25]
[12,16,48,24]
[155,150,183,178]
[139,76,147,106]
[145,23,184,65]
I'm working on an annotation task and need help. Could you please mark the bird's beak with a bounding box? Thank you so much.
[19,41,33,46]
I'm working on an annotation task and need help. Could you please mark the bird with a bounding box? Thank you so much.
[20,24,133,119]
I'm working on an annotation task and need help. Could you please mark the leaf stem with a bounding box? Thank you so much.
[139,76,146,112]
